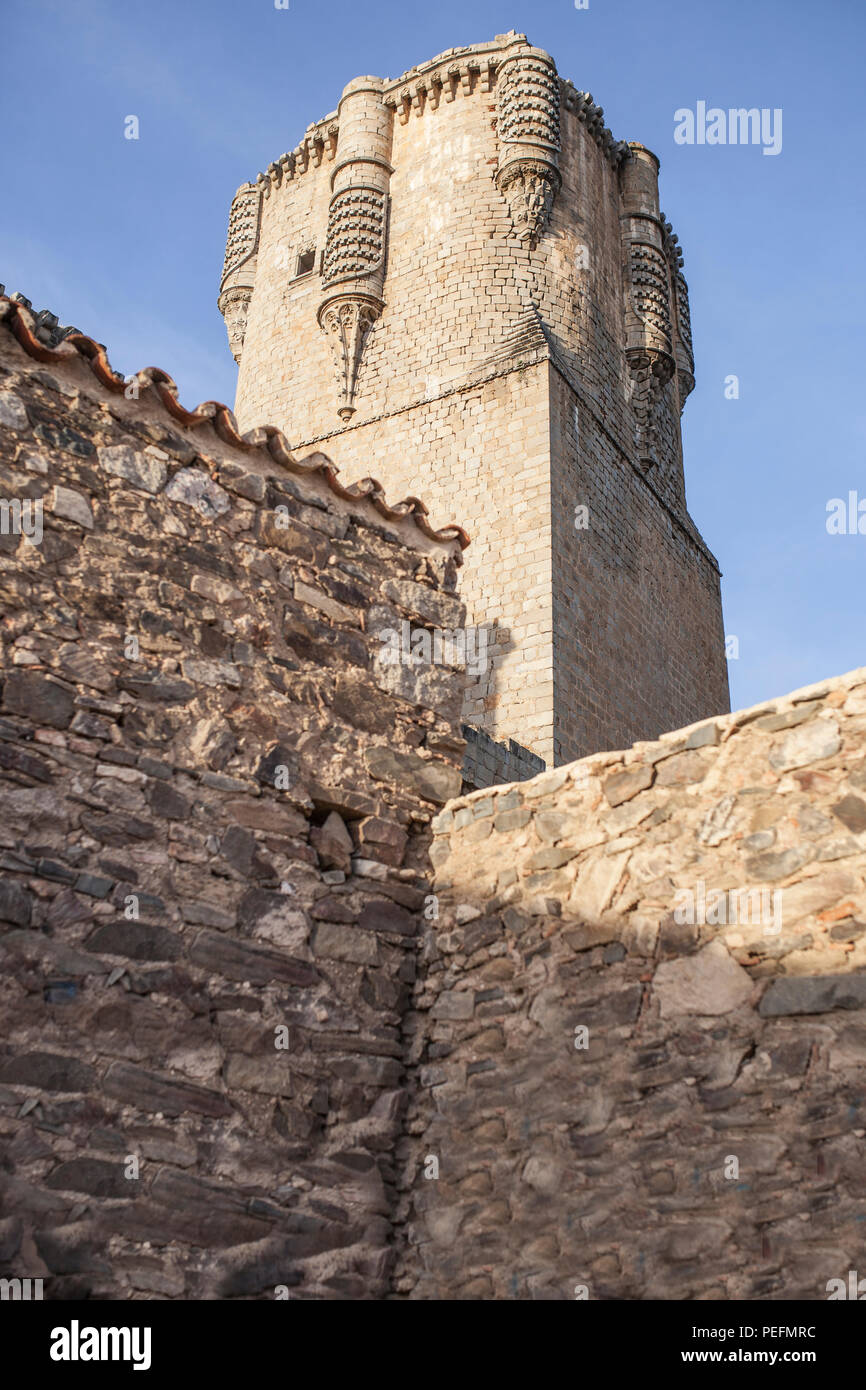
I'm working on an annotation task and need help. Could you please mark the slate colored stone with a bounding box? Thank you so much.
[78,811,156,845]
[146,779,190,820]
[0,741,54,781]
[312,922,379,965]
[189,930,319,987]
[46,1159,135,1199]
[2,670,74,728]
[85,920,182,962]
[310,895,357,923]
[1,925,99,978]
[0,877,33,926]
[357,898,416,936]
[74,873,113,898]
[759,975,866,1017]
[0,1052,96,1092]
[213,1237,303,1297]
[36,859,77,884]
[181,900,236,929]
[33,420,95,456]
[34,1222,106,1275]
[255,743,299,788]
[103,1061,232,1118]
[117,675,195,704]
[744,847,812,881]
[221,824,257,874]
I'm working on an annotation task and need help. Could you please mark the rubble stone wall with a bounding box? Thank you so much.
[398,668,866,1299]
[0,307,465,1300]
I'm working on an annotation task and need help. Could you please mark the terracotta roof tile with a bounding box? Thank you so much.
[0,296,470,556]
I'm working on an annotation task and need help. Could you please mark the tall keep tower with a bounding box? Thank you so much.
[218,33,730,782]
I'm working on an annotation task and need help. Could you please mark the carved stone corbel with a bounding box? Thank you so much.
[497,159,559,243]
[318,297,381,422]
[217,286,253,365]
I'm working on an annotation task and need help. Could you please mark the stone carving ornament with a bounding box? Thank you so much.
[219,287,253,365]
[495,47,561,245]
[317,78,394,422]
[319,298,381,422]
[317,184,389,421]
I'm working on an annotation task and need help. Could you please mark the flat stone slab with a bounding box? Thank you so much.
[759,974,866,1016]
[653,940,753,1018]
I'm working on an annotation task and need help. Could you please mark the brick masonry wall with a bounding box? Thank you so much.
[398,667,866,1299]
[0,306,466,1300]
[223,34,730,771]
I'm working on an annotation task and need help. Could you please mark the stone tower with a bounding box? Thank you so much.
[218,32,730,783]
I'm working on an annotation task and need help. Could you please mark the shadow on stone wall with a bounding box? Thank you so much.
[395,669,866,1299]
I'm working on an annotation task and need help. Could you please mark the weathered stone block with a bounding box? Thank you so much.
[2,670,74,727]
[0,1052,96,1092]
[99,444,166,493]
[759,975,866,1017]
[189,930,319,987]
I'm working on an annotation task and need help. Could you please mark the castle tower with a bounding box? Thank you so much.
[219,33,730,783]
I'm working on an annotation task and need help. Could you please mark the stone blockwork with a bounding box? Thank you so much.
[0,299,468,1300]
[460,724,545,792]
[221,32,730,772]
[398,668,866,1300]
[1,298,863,1303]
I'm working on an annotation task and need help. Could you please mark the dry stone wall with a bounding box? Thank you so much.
[398,668,866,1299]
[0,300,466,1300]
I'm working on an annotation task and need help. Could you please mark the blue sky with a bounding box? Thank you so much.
[3,0,863,714]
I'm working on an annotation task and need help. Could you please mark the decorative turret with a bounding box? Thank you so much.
[217,184,261,363]
[317,76,393,421]
[619,144,675,470]
[494,42,561,245]
[661,215,696,412]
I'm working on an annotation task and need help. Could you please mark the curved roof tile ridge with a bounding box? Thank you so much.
[0,296,470,556]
